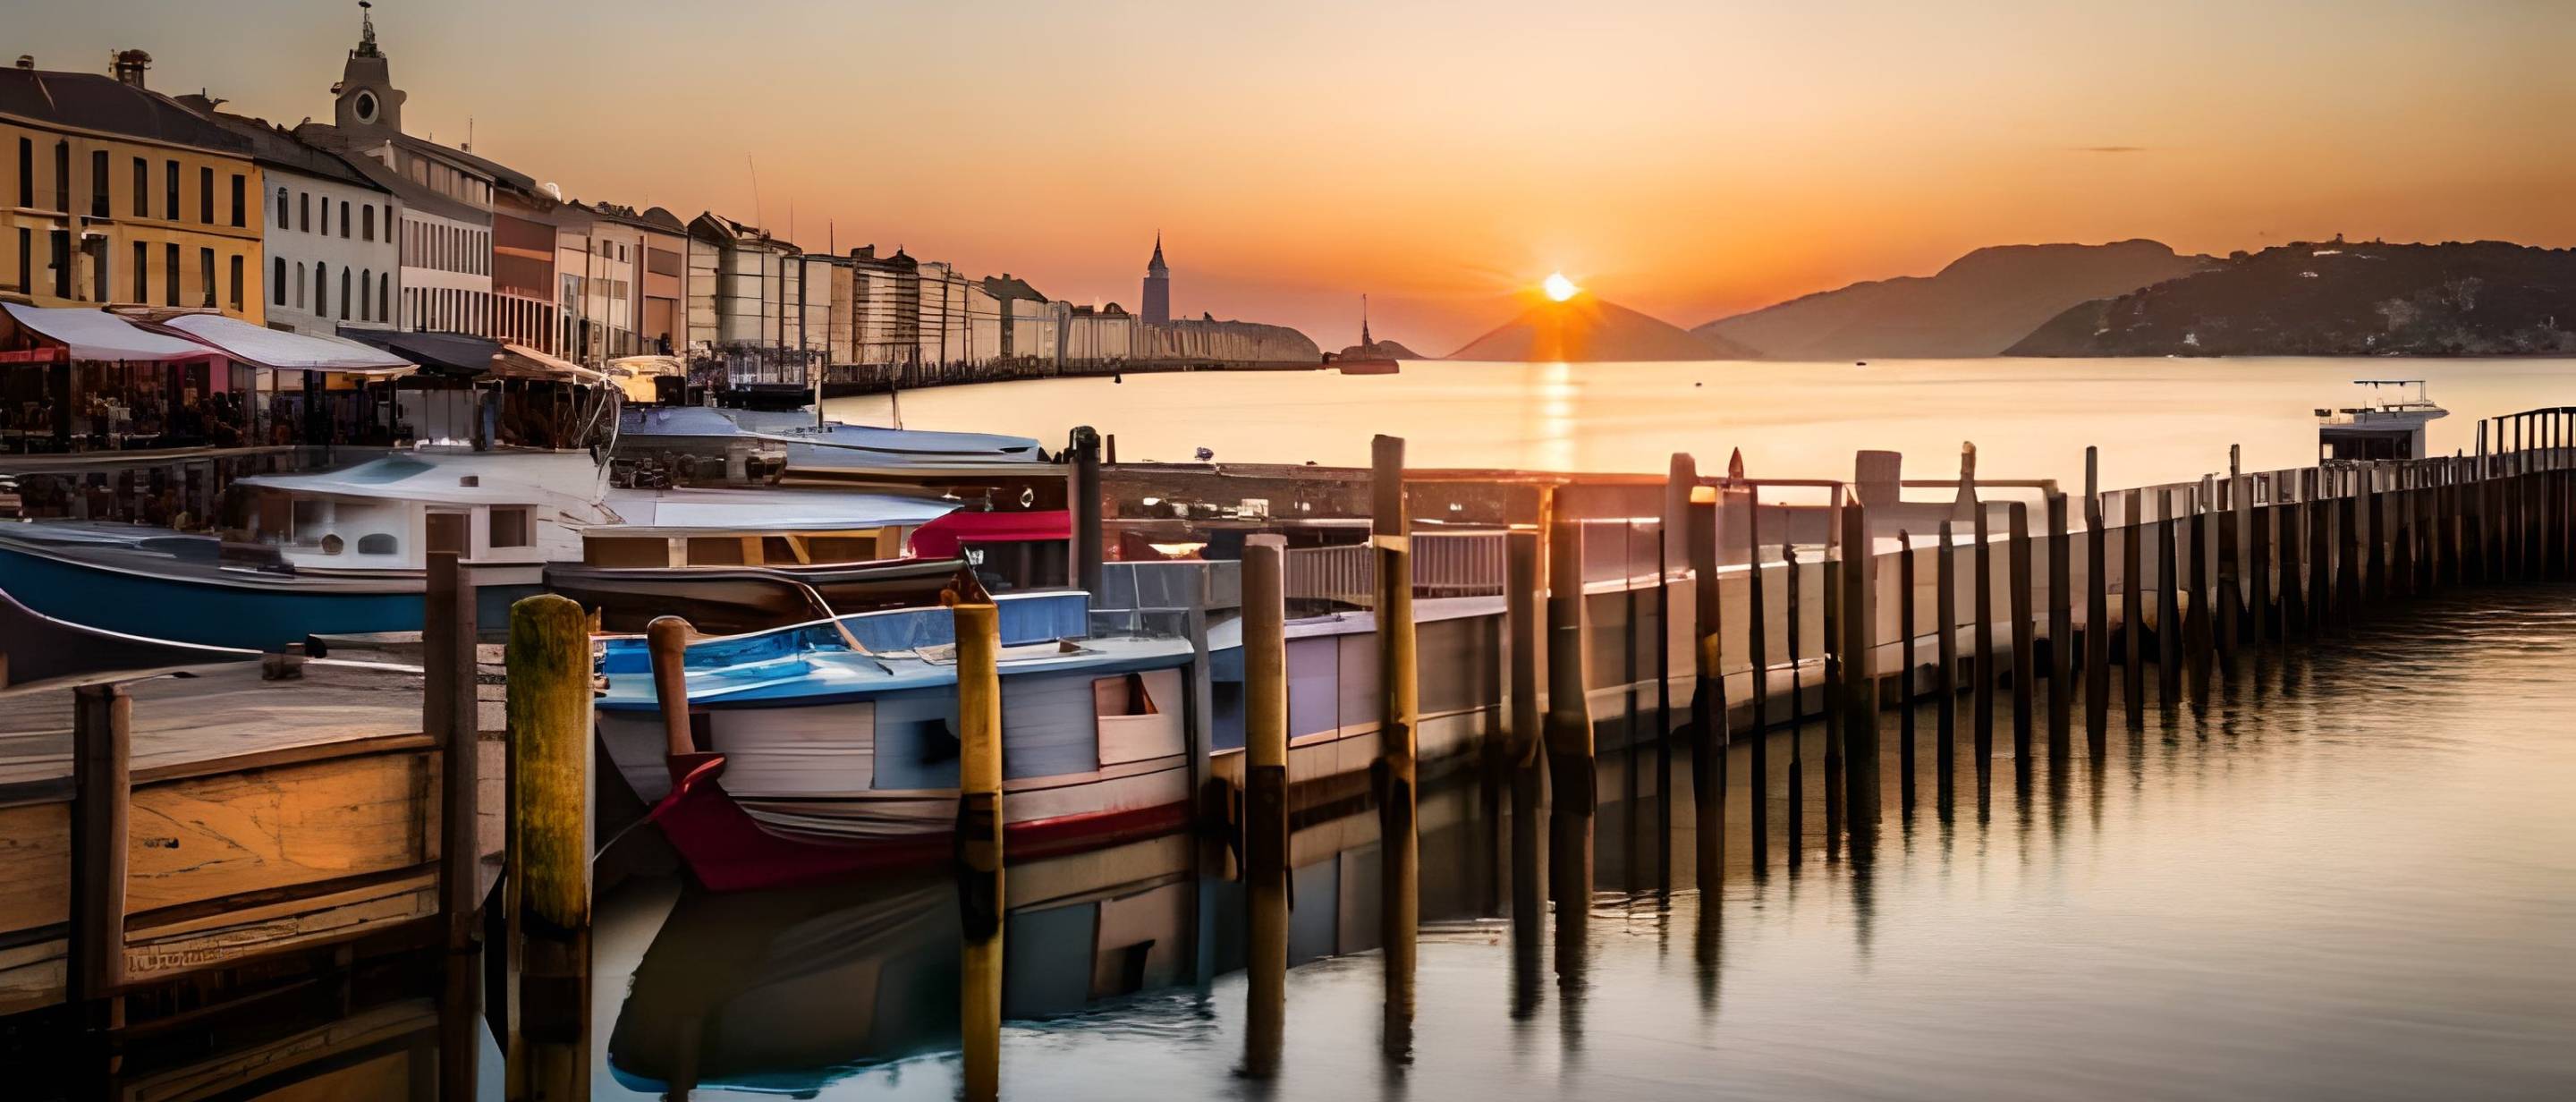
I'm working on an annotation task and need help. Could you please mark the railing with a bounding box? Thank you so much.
[1281,530,1513,609]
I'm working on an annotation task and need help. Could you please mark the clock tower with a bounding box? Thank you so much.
[332,2,405,136]
[1141,233,1170,326]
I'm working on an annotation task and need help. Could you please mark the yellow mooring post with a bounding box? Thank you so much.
[1240,535,1290,1079]
[1369,433,1419,1061]
[504,594,592,1102]
[955,601,1005,1102]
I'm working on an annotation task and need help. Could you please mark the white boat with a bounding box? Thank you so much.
[2318,378,2448,461]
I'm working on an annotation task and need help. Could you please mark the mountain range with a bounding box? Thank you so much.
[1449,298,1758,360]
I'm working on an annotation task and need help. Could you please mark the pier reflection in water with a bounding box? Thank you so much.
[589,585,2576,1101]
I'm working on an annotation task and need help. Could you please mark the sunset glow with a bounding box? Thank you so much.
[1542,273,1580,302]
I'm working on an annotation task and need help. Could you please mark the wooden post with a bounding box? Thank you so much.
[1240,537,1289,1079]
[954,602,1004,1102]
[2284,476,2309,637]
[425,553,481,1101]
[2185,479,2212,701]
[1504,530,1545,987]
[2156,488,2182,711]
[71,682,131,1021]
[1783,542,1803,860]
[646,616,695,760]
[2123,489,2145,730]
[2046,492,2072,763]
[1745,489,1769,863]
[1838,496,1877,850]
[2085,474,2109,756]
[2337,472,2362,620]
[1822,502,1844,844]
[1688,483,1726,885]
[1369,434,1418,1058]
[1972,491,1995,788]
[1936,520,1959,809]
[504,594,594,1102]
[1546,518,1594,814]
[2007,502,2035,779]
[1899,528,1918,816]
[2250,473,2273,650]
[1070,426,1104,594]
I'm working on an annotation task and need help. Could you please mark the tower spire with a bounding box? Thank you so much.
[1361,293,1372,347]
[356,1,379,56]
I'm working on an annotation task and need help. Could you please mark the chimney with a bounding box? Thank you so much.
[112,48,150,88]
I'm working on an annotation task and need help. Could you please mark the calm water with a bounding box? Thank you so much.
[588,584,2576,1101]
[824,357,2576,488]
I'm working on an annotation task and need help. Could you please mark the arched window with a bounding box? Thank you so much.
[275,187,288,229]
[295,262,306,309]
[314,262,327,317]
[357,533,396,555]
[359,269,371,320]
[340,267,352,320]
[378,272,391,323]
[272,257,285,306]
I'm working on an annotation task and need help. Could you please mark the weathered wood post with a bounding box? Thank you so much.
[1782,541,1804,860]
[1070,425,1105,594]
[1899,528,1918,815]
[2046,492,2072,763]
[1744,486,1770,864]
[1970,468,1995,788]
[2156,488,2182,712]
[425,552,482,1101]
[1370,435,1419,1060]
[1821,500,1844,844]
[71,682,130,1043]
[1240,536,1289,1079]
[1688,482,1726,885]
[2085,455,2110,756]
[2337,470,2363,619]
[2123,488,2145,729]
[2250,472,2273,650]
[2224,452,2247,673]
[2185,478,2213,701]
[504,594,594,1102]
[1936,520,1959,808]
[2007,501,2035,776]
[1504,530,1545,989]
[954,601,1005,1102]
[1838,496,1877,851]
[646,616,695,760]
[1546,517,1595,814]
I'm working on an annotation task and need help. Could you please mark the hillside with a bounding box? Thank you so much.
[2007,241,2576,357]
[1697,240,2212,360]
[1451,298,1756,361]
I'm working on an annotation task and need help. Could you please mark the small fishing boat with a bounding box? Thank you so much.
[2318,378,2448,461]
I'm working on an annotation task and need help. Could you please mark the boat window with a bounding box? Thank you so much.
[1095,674,1161,717]
[685,537,746,566]
[806,534,883,564]
[426,513,468,555]
[761,535,805,564]
[289,498,323,544]
[357,533,397,555]
[489,507,533,549]
[319,534,343,555]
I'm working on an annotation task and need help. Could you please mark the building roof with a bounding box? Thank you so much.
[0,68,252,155]
[295,124,488,225]
[587,201,690,236]
[980,275,1049,303]
[390,131,537,193]
[690,212,801,254]
[174,99,387,192]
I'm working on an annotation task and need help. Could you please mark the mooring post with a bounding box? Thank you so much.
[504,594,594,1102]
[1972,487,1995,788]
[1899,528,1918,815]
[1838,496,1877,850]
[646,616,695,760]
[71,682,131,1038]
[2185,479,2213,701]
[954,602,1005,1102]
[2123,488,2145,730]
[2156,487,2183,713]
[1370,434,1419,1060]
[2337,470,2363,620]
[1504,530,1545,972]
[2085,457,2110,755]
[1070,425,1104,594]
[2046,492,2072,763]
[1936,520,1959,808]
[1240,537,1289,1078]
[1822,500,1845,845]
[1546,517,1595,815]
[1783,541,1804,860]
[1744,489,1770,864]
[425,552,481,1101]
[2006,501,2035,777]
[2250,472,2273,650]
[2226,451,2248,670]
[1688,482,1726,885]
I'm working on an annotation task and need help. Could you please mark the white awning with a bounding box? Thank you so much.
[1,303,213,362]
[496,343,608,385]
[157,314,417,376]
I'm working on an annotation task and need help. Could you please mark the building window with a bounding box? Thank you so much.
[88,235,106,303]
[378,272,390,323]
[340,267,352,320]
[488,508,533,548]
[230,254,244,311]
[296,262,306,309]
[164,160,178,220]
[276,187,289,229]
[300,192,310,233]
[13,139,28,208]
[315,262,327,317]
[163,242,178,305]
[274,257,286,306]
[200,248,216,308]
[13,228,27,295]
[320,197,330,236]
[359,268,370,321]
[131,157,147,216]
[339,200,351,239]
[89,149,108,217]
[199,166,213,225]
[52,140,69,212]
[230,174,245,227]
[362,204,374,241]
[48,229,70,298]
[132,241,147,302]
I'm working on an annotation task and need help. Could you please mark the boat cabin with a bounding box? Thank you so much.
[227,450,606,578]
[2318,379,2448,462]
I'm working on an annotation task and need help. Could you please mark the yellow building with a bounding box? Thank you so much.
[0,54,262,324]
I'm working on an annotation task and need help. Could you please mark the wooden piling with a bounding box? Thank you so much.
[1070,426,1105,594]
[1369,436,1419,1057]
[2156,488,2182,711]
[1783,542,1803,860]
[1972,493,1995,785]
[1822,504,1844,843]
[2337,473,2363,620]
[2084,464,2110,754]
[1898,530,1917,815]
[1744,493,1769,862]
[1241,537,1289,1079]
[2123,489,2145,730]
[1688,484,1726,884]
[2250,473,2273,649]
[425,553,481,1099]
[646,616,695,760]
[955,602,1005,1102]
[1936,520,1958,807]
[71,682,131,1019]
[2007,501,2035,774]
[1838,497,1877,849]
[2046,492,2072,762]
[504,594,595,1102]
[1546,518,1595,815]
[2185,480,2213,699]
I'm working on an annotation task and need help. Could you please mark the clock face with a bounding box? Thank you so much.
[354,90,377,123]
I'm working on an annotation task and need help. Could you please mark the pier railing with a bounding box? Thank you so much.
[1281,530,1515,609]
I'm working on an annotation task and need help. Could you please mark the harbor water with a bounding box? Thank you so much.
[588,581,2576,1100]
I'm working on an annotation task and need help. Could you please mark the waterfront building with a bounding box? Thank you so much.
[488,182,564,352]
[849,245,921,372]
[1140,233,1169,325]
[0,53,264,323]
[587,202,689,355]
[296,7,509,338]
[181,96,397,337]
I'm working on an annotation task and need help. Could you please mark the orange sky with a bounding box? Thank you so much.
[24,0,2576,352]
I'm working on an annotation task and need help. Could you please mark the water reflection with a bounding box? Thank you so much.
[585,585,2576,1100]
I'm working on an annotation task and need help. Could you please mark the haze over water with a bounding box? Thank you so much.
[589,579,2576,1100]
[826,358,2576,490]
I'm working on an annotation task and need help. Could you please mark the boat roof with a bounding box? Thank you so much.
[767,422,1045,461]
[598,486,957,534]
[237,452,606,513]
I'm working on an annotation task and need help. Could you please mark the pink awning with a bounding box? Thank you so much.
[907,509,1072,557]
[1,303,217,362]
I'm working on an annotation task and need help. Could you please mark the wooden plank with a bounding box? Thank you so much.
[122,883,435,981]
[0,801,70,936]
[125,751,436,916]
[72,682,129,1004]
[122,998,437,1102]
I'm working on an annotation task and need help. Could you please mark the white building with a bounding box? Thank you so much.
[179,98,401,336]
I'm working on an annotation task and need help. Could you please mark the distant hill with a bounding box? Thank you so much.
[2007,241,2576,357]
[1451,298,1756,361]
[1334,338,1428,360]
[1697,240,2213,360]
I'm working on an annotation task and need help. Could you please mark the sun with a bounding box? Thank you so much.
[1542,272,1580,301]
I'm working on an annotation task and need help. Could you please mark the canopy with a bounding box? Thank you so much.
[907,509,1072,557]
[496,343,607,386]
[157,314,415,376]
[336,329,504,375]
[1,303,215,362]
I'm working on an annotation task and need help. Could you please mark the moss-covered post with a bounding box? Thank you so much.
[955,601,1005,1102]
[504,594,592,1102]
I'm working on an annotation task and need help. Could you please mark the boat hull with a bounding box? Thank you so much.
[0,541,534,651]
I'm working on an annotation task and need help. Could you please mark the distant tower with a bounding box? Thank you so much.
[333,1,405,135]
[1141,233,1170,326]
[1360,293,1373,349]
